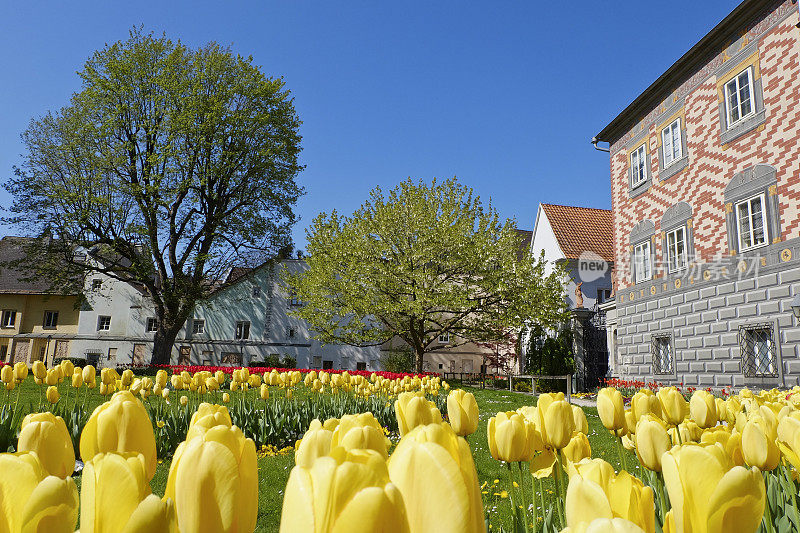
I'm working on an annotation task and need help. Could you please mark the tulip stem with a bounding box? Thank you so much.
[762,471,775,533]
[553,455,566,527]
[785,464,800,529]
[515,462,531,531]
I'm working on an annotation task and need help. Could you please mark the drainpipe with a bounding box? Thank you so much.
[591,137,610,153]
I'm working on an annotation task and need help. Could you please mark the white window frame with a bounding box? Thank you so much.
[661,118,682,167]
[630,144,648,188]
[724,67,756,128]
[665,226,688,273]
[438,333,450,344]
[146,317,158,332]
[235,320,251,340]
[1,310,16,328]
[192,319,205,334]
[633,241,652,283]
[97,315,111,331]
[736,194,768,252]
[43,310,59,329]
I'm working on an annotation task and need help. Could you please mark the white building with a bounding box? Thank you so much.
[66,258,380,369]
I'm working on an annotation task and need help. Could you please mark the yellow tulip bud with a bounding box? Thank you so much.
[487,411,542,462]
[657,387,687,426]
[662,444,764,533]
[260,384,269,400]
[171,425,258,533]
[565,461,654,533]
[388,423,482,532]
[562,432,592,464]
[631,389,661,421]
[394,392,442,436]
[689,390,717,429]
[635,416,670,472]
[80,390,158,480]
[80,452,151,533]
[72,371,84,388]
[597,388,625,433]
[282,448,410,533]
[542,400,576,449]
[120,494,179,533]
[18,412,75,478]
[179,395,188,407]
[121,368,134,387]
[46,385,60,403]
[82,365,96,384]
[447,389,479,437]
[1,364,13,384]
[222,392,230,403]
[45,368,59,386]
[32,360,46,380]
[295,419,336,468]
[14,361,28,382]
[331,413,392,458]
[742,418,780,471]
[572,404,589,435]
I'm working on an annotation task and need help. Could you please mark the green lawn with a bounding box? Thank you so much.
[2,377,635,531]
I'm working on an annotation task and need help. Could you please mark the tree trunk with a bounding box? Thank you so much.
[150,324,183,365]
[415,346,425,374]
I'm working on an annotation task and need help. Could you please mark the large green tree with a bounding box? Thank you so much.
[284,178,567,373]
[4,29,303,364]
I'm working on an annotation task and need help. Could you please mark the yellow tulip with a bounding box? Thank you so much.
[171,424,258,533]
[18,412,75,478]
[395,392,442,436]
[119,494,179,533]
[447,389,479,437]
[281,448,410,533]
[777,414,800,471]
[689,391,717,429]
[45,368,59,386]
[388,423,483,533]
[83,365,96,384]
[597,388,625,433]
[155,369,168,389]
[248,374,261,388]
[0,452,79,533]
[541,400,576,449]
[222,392,230,403]
[657,387,687,426]
[295,419,337,468]
[572,404,589,435]
[32,360,46,381]
[331,413,392,458]
[80,390,158,480]
[662,444,765,533]
[80,452,151,533]
[46,385,60,404]
[14,361,28,382]
[565,460,654,533]
[100,367,115,386]
[179,395,188,407]
[742,418,780,471]
[260,384,269,400]
[635,416,670,472]
[21,474,80,533]
[487,411,542,462]
[1,364,13,384]
[72,371,84,388]
[562,432,592,464]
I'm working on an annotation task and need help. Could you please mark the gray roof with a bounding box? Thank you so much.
[0,237,72,294]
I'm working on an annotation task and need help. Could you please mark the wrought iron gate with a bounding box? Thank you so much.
[582,311,609,390]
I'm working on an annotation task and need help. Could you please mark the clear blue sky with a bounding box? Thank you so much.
[0,1,741,250]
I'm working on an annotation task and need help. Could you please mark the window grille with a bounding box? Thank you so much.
[739,324,778,378]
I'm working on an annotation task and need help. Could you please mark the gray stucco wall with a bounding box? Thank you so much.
[613,238,800,388]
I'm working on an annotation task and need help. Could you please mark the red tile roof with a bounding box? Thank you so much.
[541,204,614,263]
